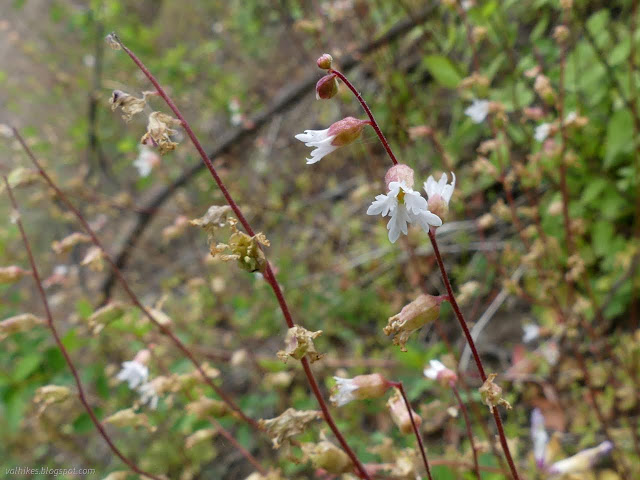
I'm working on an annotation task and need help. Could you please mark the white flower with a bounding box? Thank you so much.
[534,123,551,142]
[138,382,159,410]
[367,181,442,243]
[548,441,613,474]
[423,360,447,380]
[523,324,540,343]
[330,377,359,407]
[294,128,337,164]
[530,408,548,468]
[116,361,148,389]
[133,146,159,177]
[424,172,456,206]
[461,0,474,10]
[465,99,490,123]
[565,111,577,124]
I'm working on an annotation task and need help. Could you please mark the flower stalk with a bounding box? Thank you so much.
[110,34,371,480]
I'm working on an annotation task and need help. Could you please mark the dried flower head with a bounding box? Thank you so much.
[387,388,422,435]
[52,232,92,255]
[104,408,156,431]
[478,373,512,411]
[211,218,270,273]
[330,373,391,406]
[384,294,442,351]
[33,385,71,416]
[186,397,230,418]
[302,441,353,474]
[105,33,121,50]
[0,313,46,340]
[141,112,182,155]
[81,246,104,272]
[0,265,30,284]
[277,325,324,363]
[109,90,155,122]
[258,408,322,449]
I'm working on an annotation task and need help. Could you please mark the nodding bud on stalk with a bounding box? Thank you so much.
[316,74,339,100]
[316,53,333,70]
[387,388,422,435]
[385,164,415,190]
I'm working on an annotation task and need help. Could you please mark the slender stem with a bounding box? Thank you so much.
[329,68,399,165]
[112,35,371,480]
[11,128,260,433]
[3,176,163,480]
[428,228,521,480]
[451,384,480,480]
[389,382,434,480]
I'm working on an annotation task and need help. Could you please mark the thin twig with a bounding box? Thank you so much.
[451,384,480,480]
[3,176,162,480]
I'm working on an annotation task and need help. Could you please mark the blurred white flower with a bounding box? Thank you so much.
[534,123,551,142]
[423,359,447,380]
[367,181,442,243]
[330,377,359,407]
[116,361,148,389]
[465,99,490,123]
[530,408,549,468]
[522,324,540,343]
[134,146,159,177]
[424,172,456,206]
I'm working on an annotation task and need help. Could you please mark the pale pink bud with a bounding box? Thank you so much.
[387,389,422,435]
[316,53,333,70]
[134,349,151,365]
[385,164,415,190]
[315,74,339,100]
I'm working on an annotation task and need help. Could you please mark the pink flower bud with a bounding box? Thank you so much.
[316,53,333,70]
[315,74,339,100]
[387,389,422,435]
[327,116,368,147]
[385,164,415,190]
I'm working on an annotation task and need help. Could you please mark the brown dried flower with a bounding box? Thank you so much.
[277,325,324,363]
[258,408,322,449]
[478,373,512,411]
[384,294,441,351]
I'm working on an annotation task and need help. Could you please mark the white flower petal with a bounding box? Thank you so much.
[403,189,428,214]
[386,205,410,243]
[116,361,149,390]
[465,99,490,124]
[424,359,446,380]
[330,377,359,407]
[534,123,551,143]
[531,408,549,468]
[367,193,397,217]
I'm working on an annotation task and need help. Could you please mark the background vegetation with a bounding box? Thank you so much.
[1,0,638,478]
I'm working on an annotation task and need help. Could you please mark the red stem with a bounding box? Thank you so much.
[11,128,259,433]
[3,176,163,480]
[451,384,481,479]
[428,229,521,480]
[113,35,371,480]
[390,382,434,480]
[329,68,399,165]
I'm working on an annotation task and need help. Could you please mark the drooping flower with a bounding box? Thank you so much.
[295,116,368,164]
[385,294,443,351]
[367,181,442,243]
[387,388,422,435]
[423,359,457,386]
[530,408,549,469]
[330,374,391,407]
[547,441,613,474]
[534,123,551,142]
[423,171,456,220]
[465,99,490,123]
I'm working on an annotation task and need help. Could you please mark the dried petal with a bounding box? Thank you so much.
[277,326,324,363]
[384,294,441,351]
[478,373,512,411]
[258,408,322,449]
[52,232,91,255]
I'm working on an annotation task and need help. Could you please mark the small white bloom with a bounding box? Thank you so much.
[424,172,456,206]
[423,359,447,380]
[465,99,490,123]
[330,377,359,407]
[116,361,148,389]
[534,123,551,142]
[138,382,159,410]
[565,111,577,124]
[367,181,442,243]
[530,408,548,468]
[133,146,159,177]
[523,324,540,343]
[461,0,474,10]
[294,128,338,164]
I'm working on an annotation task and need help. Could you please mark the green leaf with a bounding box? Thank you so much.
[604,109,633,168]
[12,353,42,381]
[422,55,464,89]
